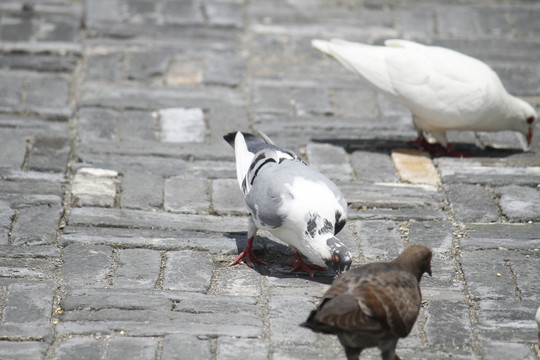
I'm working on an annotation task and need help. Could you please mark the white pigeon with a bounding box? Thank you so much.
[312,38,537,156]
[223,131,352,276]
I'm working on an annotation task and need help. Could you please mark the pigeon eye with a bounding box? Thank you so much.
[527,116,535,125]
[332,254,340,263]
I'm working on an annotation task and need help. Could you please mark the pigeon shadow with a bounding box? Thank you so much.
[224,232,338,285]
[311,137,525,158]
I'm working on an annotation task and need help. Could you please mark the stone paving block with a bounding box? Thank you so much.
[462,223,540,250]
[511,7,540,38]
[475,300,538,343]
[216,337,269,360]
[113,249,161,289]
[0,74,24,107]
[496,185,540,222]
[2,282,54,325]
[355,220,403,261]
[0,206,14,244]
[479,340,535,360]
[164,176,209,214]
[272,343,343,360]
[435,5,477,37]
[60,289,172,311]
[401,6,434,39]
[211,265,262,297]
[159,108,206,143]
[204,56,246,87]
[105,337,158,360]
[408,221,453,255]
[163,0,204,25]
[444,183,499,223]
[117,110,157,142]
[0,129,26,168]
[206,2,243,28]
[424,300,472,348]
[391,148,440,186]
[86,53,124,81]
[211,178,247,215]
[508,257,540,301]
[161,334,211,360]
[350,150,397,183]
[0,341,48,360]
[121,170,162,210]
[269,294,318,344]
[37,14,80,43]
[51,337,105,360]
[11,204,63,245]
[25,75,70,109]
[292,87,332,116]
[174,293,259,316]
[165,56,205,85]
[128,52,172,81]
[252,85,292,115]
[333,88,378,118]
[77,107,117,142]
[306,143,352,182]
[163,250,213,292]
[62,244,112,289]
[266,275,330,297]
[475,6,512,37]
[28,136,71,172]
[461,250,516,300]
[72,168,118,207]
[0,15,34,42]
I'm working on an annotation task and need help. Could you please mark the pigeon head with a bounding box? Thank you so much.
[392,245,432,283]
[324,237,352,275]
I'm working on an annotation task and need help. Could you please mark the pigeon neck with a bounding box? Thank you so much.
[391,256,424,283]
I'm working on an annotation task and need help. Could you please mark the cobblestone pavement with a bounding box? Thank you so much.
[1,0,540,359]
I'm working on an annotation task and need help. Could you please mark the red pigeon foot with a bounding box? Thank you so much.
[230,236,266,267]
[288,252,326,277]
[407,136,470,158]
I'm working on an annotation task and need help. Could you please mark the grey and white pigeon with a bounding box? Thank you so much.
[301,245,432,360]
[536,305,540,346]
[223,131,352,276]
[312,38,537,156]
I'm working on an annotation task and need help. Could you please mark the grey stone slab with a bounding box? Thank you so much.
[0,341,48,360]
[272,343,343,360]
[86,53,124,81]
[206,2,243,28]
[292,87,332,116]
[408,221,453,255]
[269,295,318,344]
[216,337,269,360]
[120,170,163,210]
[25,75,70,109]
[475,300,538,343]
[211,265,262,297]
[355,220,403,261]
[435,5,478,37]
[0,207,14,245]
[211,178,247,216]
[0,245,60,258]
[0,74,24,106]
[164,176,209,214]
[0,129,26,169]
[0,16,34,42]
[51,337,105,360]
[67,207,248,233]
[117,110,157,142]
[306,143,352,182]
[424,300,472,348]
[508,257,540,301]
[340,183,443,210]
[78,107,117,142]
[350,150,397,183]
[161,335,211,360]
[333,88,378,118]
[401,6,434,39]
[174,293,259,315]
[159,108,206,143]
[350,207,446,221]
[62,244,112,289]
[37,14,80,42]
[11,204,63,245]
[60,289,172,311]
[163,250,213,292]
[444,184,498,223]
[105,337,158,360]
[0,54,78,72]
[113,249,161,289]
[163,0,204,25]
[3,282,54,325]
[475,6,513,37]
[252,85,292,115]
[496,185,540,222]
[461,223,540,250]
[480,340,535,360]
[461,250,516,300]
[204,56,246,87]
[128,52,172,81]
[266,275,330,297]
[28,135,70,172]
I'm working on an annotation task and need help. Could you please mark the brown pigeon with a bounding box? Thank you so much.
[301,245,432,360]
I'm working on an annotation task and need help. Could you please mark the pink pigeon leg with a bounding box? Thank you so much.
[230,219,266,267]
[288,252,326,277]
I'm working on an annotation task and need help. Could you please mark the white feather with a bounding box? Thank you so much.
[233,132,254,191]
